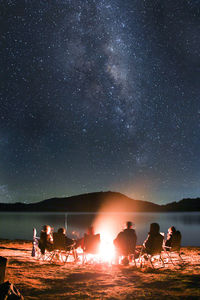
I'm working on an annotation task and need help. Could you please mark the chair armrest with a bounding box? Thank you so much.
[71,240,76,247]
[163,245,171,250]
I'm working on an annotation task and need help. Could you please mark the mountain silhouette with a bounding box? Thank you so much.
[0,191,199,212]
[161,197,200,211]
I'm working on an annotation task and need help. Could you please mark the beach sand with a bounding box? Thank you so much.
[0,240,200,299]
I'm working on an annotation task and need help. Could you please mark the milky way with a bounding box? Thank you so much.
[1,0,200,203]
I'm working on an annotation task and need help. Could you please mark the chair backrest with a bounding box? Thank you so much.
[171,231,181,251]
[83,233,100,254]
[114,229,136,255]
[150,234,164,255]
[53,232,66,250]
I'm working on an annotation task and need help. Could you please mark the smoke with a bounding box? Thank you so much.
[92,193,135,240]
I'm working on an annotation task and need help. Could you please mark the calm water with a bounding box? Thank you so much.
[0,212,199,246]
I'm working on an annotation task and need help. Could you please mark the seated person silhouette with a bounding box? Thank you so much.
[39,225,53,255]
[82,226,100,254]
[142,223,164,255]
[56,227,75,249]
[54,227,77,260]
[114,221,137,265]
[165,226,182,250]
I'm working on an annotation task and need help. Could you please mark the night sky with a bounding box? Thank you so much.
[1,0,200,204]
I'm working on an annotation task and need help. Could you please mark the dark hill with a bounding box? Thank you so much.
[0,191,160,212]
[161,197,200,212]
[0,192,199,212]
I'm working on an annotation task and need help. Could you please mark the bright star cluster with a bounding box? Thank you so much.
[1,0,200,203]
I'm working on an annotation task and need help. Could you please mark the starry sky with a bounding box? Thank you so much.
[1,0,200,204]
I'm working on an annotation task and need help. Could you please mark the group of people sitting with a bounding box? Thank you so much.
[38,225,76,255]
[114,222,181,264]
[38,221,181,265]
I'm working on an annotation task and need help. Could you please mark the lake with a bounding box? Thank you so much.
[0,212,199,246]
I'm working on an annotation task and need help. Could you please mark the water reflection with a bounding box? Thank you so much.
[168,213,200,224]
[0,212,199,246]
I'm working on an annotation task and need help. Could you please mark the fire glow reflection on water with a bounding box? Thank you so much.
[0,212,200,246]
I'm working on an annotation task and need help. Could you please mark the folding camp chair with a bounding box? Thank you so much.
[163,233,183,265]
[114,243,137,266]
[139,248,165,268]
[32,228,53,261]
[139,236,165,268]
[82,233,101,264]
[51,232,77,263]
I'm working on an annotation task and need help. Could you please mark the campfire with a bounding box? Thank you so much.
[99,230,115,263]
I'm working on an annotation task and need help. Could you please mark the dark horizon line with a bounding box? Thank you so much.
[0,191,200,212]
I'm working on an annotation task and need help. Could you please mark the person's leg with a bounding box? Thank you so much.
[38,243,45,255]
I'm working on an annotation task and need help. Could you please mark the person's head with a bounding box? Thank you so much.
[149,223,160,235]
[87,226,94,235]
[43,225,51,235]
[58,227,66,235]
[126,221,133,229]
[168,226,176,234]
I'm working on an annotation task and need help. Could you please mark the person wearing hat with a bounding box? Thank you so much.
[113,221,137,265]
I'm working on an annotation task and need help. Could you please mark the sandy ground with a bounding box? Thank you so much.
[0,240,200,299]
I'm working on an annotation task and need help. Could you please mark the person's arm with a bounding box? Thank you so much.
[165,234,172,247]
[65,236,74,246]
[46,234,53,245]
[49,233,53,243]
[143,234,153,250]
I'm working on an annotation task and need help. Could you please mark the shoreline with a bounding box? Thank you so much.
[0,240,200,299]
[1,238,200,248]
[1,210,200,213]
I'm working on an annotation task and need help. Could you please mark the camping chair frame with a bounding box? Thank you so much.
[129,253,137,266]
[139,246,165,268]
[50,245,77,263]
[115,252,137,266]
[163,245,184,266]
[163,232,183,266]
[50,232,77,264]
